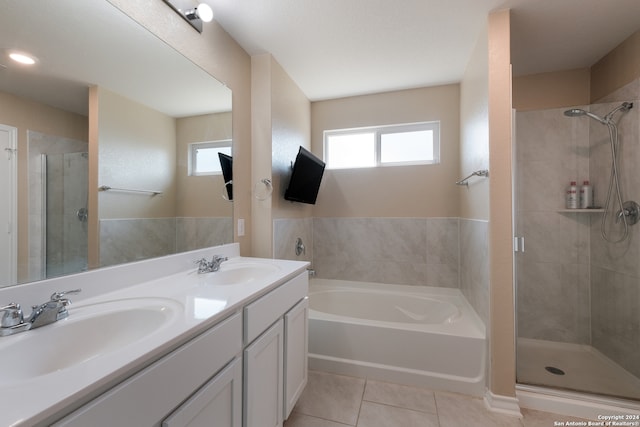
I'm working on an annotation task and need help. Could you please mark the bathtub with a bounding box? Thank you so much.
[308,278,486,396]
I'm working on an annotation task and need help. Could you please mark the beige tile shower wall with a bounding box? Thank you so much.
[515,107,592,345]
[311,85,460,218]
[311,217,459,287]
[589,81,640,378]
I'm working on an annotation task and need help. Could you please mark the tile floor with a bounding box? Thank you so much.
[284,370,591,427]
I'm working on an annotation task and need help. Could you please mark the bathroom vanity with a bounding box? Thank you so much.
[0,244,309,427]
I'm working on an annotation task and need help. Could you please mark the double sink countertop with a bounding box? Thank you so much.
[0,244,308,427]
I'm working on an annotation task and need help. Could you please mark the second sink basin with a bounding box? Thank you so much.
[0,297,181,385]
[203,262,281,286]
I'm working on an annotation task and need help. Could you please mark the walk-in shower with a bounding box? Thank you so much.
[564,102,637,243]
[515,98,640,406]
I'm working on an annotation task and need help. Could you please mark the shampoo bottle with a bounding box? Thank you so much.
[566,181,578,209]
[580,180,593,209]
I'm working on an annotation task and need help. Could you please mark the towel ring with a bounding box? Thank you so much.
[254,178,273,200]
[221,180,233,202]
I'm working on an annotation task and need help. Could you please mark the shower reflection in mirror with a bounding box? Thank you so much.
[28,131,88,282]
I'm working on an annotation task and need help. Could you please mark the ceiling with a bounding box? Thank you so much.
[206,0,640,101]
[0,0,231,117]
[2,1,640,115]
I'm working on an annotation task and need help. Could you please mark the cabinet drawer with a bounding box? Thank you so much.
[162,357,242,427]
[244,272,308,344]
[54,312,242,427]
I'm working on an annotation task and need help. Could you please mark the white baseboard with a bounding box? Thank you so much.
[484,388,523,418]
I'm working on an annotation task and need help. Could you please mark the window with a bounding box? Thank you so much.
[188,140,232,176]
[324,122,439,169]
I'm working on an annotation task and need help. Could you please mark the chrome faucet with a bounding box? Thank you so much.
[28,289,82,329]
[0,289,81,336]
[195,255,228,273]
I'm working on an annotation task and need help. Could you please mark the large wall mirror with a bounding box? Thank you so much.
[0,0,233,288]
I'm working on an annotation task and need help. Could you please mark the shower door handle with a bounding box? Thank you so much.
[514,236,525,253]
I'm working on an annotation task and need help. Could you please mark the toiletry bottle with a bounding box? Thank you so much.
[580,180,593,209]
[566,181,578,209]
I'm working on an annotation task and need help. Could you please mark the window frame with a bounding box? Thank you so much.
[323,121,440,170]
[188,139,232,177]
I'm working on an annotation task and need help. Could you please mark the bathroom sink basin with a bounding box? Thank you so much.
[0,297,181,385]
[204,262,281,285]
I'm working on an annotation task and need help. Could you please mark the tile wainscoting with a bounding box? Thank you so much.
[273,217,489,327]
[100,216,232,267]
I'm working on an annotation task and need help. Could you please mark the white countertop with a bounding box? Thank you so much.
[0,250,308,427]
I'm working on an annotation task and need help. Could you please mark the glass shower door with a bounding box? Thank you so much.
[514,102,640,402]
[45,152,88,278]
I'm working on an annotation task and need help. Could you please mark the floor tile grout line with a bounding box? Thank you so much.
[353,378,368,426]
[433,391,442,427]
[287,410,354,426]
[360,396,440,417]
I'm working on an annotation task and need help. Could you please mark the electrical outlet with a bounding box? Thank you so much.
[238,218,245,236]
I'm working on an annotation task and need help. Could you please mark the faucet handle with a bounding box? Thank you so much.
[1,303,24,328]
[50,289,82,305]
[211,255,228,263]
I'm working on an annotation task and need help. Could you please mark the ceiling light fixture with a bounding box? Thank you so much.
[8,51,37,65]
[162,1,213,33]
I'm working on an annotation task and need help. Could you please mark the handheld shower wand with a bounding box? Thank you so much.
[563,102,634,242]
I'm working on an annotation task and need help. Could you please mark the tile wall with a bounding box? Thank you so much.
[26,131,88,282]
[273,216,489,327]
[100,216,232,267]
[515,106,592,345]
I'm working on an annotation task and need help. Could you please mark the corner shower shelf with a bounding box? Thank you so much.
[557,208,605,213]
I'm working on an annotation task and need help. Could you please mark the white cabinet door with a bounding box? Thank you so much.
[284,297,308,419]
[243,319,284,427]
[54,313,242,427]
[163,357,242,427]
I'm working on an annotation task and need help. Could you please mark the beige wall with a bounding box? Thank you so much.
[175,112,233,217]
[488,9,516,398]
[250,54,274,258]
[271,58,313,221]
[311,85,460,218]
[591,29,640,102]
[460,22,490,221]
[251,54,312,257]
[108,0,252,254]
[0,90,88,284]
[513,30,640,112]
[513,68,590,112]
[96,88,177,220]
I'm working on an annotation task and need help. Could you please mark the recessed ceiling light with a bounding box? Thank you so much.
[9,52,37,65]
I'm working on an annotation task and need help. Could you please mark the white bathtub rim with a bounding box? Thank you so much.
[309,278,486,338]
[310,288,463,324]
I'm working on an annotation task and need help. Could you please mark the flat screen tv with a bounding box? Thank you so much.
[284,146,325,204]
[218,152,233,201]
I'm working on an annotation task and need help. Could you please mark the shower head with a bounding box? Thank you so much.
[564,102,633,125]
[563,108,608,124]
